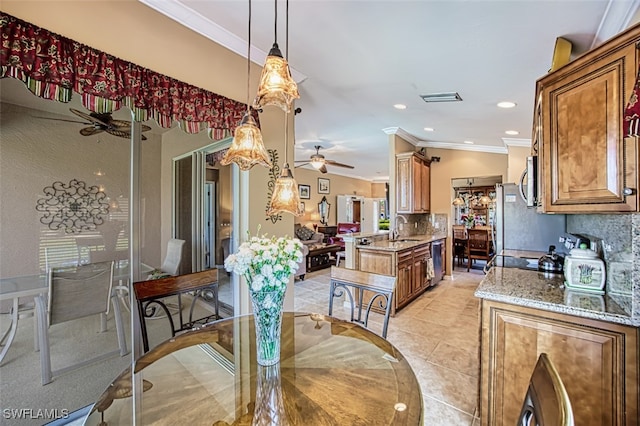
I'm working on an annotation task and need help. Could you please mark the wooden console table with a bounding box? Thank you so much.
[307,244,341,272]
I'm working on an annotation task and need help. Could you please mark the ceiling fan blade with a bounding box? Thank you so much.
[325,160,354,169]
[319,165,328,174]
[294,160,311,163]
[107,119,134,130]
[294,162,310,168]
[70,108,109,127]
[79,127,104,136]
[105,128,133,139]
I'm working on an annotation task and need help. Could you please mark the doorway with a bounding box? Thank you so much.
[172,142,234,315]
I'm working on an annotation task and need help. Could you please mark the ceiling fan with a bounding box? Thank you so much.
[294,145,354,174]
[37,108,151,140]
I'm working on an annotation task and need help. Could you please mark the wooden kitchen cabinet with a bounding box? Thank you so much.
[357,243,432,314]
[537,23,639,213]
[396,152,431,214]
[480,299,639,426]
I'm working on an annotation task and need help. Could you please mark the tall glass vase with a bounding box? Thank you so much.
[250,288,286,366]
[252,364,289,425]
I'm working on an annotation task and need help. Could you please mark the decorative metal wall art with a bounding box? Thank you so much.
[265,149,282,223]
[35,179,110,234]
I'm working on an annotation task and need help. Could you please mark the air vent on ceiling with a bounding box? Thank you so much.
[420,92,463,103]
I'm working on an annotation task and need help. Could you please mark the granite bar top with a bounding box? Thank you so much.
[339,230,390,241]
[475,267,636,327]
[355,233,448,252]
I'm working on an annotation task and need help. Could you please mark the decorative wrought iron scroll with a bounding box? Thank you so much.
[35,179,110,234]
[265,149,282,223]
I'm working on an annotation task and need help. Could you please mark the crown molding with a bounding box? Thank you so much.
[419,141,508,154]
[591,0,640,49]
[382,127,421,145]
[502,138,531,147]
[138,0,307,83]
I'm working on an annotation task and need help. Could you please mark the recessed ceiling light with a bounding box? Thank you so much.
[464,140,474,144]
[497,101,516,108]
[394,104,407,110]
[505,130,519,135]
[424,127,434,132]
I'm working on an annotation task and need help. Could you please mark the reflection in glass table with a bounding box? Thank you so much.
[86,312,423,425]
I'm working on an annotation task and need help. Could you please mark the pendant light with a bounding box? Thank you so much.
[267,0,302,217]
[253,0,299,113]
[220,0,272,171]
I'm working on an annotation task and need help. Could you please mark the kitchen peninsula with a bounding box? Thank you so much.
[475,266,638,426]
[340,231,447,315]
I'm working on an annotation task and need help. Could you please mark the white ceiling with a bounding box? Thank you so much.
[139,0,639,182]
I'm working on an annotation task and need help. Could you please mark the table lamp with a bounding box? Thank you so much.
[310,213,321,231]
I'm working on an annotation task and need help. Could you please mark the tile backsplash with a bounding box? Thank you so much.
[567,213,637,320]
[396,213,448,237]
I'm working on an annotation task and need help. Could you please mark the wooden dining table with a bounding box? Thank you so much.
[85,312,423,425]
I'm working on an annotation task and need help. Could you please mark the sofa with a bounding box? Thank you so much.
[328,222,360,251]
[294,224,324,248]
[295,244,309,280]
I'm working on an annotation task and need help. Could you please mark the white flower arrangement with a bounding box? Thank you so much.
[224,228,304,293]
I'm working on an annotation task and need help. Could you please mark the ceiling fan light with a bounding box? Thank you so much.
[253,43,299,113]
[310,159,324,169]
[267,164,303,217]
[452,197,465,206]
[220,113,272,171]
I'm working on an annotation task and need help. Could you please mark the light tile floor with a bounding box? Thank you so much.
[294,264,485,425]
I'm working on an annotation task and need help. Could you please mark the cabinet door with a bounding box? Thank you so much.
[411,156,423,212]
[396,156,412,213]
[541,42,638,212]
[421,161,430,212]
[413,245,431,291]
[480,300,639,426]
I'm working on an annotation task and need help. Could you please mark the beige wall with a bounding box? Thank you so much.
[507,145,530,184]
[371,182,387,198]
[293,168,373,227]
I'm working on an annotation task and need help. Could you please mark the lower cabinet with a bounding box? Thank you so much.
[480,299,639,426]
[358,243,432,315]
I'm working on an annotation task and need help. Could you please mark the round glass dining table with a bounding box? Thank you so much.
[85,312,423,425]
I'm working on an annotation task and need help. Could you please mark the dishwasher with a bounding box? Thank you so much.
[431,240,443,283]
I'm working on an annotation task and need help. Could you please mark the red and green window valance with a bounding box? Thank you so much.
[0,12,254,140]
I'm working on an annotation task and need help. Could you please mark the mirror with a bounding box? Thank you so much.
[318,196,330,225]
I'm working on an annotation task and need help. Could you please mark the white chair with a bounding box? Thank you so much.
[161,239,186,276]
[35,261,128,385]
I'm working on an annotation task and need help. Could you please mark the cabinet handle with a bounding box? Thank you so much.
[623,187,635,196]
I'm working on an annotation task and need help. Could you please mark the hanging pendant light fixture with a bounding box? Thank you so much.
[220,0,272,171]
[253,0,299,113]
[267,0,302,217]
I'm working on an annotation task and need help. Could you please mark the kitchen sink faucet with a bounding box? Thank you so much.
[392,214,408,240]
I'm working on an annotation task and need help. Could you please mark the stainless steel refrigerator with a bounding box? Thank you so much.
[493,183,566,254]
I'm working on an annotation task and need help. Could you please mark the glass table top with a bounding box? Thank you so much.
[86,312,423,425]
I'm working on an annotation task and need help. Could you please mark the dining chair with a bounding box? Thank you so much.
[133,268,220,352]
[34,261,128,385]
[466,228,493,271]
[452,225,468,267]
[518,353,574,426]
[328,266,396,338]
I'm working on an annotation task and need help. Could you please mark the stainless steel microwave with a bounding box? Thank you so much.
[518,156,538,207]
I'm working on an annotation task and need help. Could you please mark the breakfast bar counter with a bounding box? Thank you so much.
[475,266,634,326]
[475,266,639,425]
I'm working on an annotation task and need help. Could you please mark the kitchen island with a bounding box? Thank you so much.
[475,267,638,425]
[348,233,447,315]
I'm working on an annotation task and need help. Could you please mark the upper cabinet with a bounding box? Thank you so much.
[396,152,431,214]
[536,24,639,213]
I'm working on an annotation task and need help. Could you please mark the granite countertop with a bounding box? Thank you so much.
[355,233,448,252]
[338,230,390,241]
[475,267,636,327]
